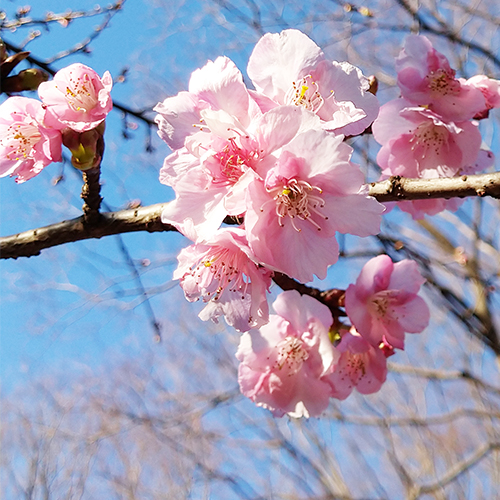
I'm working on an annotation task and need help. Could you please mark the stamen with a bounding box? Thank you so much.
[268,177,326,232]
[276,337,309,374]
[59,71,98,113]
[285,75,324,112]
[1,122,41,161]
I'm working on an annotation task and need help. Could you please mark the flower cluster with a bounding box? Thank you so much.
[155,30,431,417]
[4,31,495,419]
[372,35,498,218]
[0,63,112,182]
[237,256,428,417]
[156,29,384,330]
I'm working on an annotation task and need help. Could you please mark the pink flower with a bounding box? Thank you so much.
[160,105,315,241]
[466,75,500,119]
[247,29,379,136]
[345,255,429,350]
[236,290,338,418]
[0,97,62,183]
[373,99,482,179]
[173,227,272,332]
[244,129,384,283]
[325,327,388,400]
[396,35,485,122]
[38,63,112,132]
[154,56,261,150]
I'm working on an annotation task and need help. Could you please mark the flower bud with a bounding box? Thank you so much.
[62,121,105,171]
[2,68,49,92]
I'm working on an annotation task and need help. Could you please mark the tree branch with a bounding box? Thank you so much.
[0,203,174,259]
[1,172,500,260]
[409,441,500,499]
[369,171,500,202]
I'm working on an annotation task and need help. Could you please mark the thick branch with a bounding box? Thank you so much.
[0,203,174,259]
[2,172,500,260]
[369,172,500,202]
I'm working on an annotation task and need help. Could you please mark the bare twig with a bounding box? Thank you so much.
[0,1,125,30]
[409,441,500,499]
[388,363,500,396]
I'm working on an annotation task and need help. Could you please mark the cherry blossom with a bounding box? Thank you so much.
[372,99,483,179]
[345,255,429,350]
[325,327,388,400]
[154,56,261,150]
[236,290,338,418]
[247,29,379,136]
[466,75,500,119]
[173,227,273,332]
[0,97,62,183]
[160,105,317,241]
[244,128,384,283]
[396,34,485,122]
[38,63,113,132]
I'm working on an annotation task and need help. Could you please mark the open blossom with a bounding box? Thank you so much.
[160,105,317,241]
[396,35,485,122]
[244,128,384,283]
[38,63,113,132]
[154,56,261,150]
[373,99,483,179]
[247,29,379,136]
[466,75,500,119]
[325,327,388,400]
[236,290,338,418]
[174,227,272,332]
[345,255,429,350]
[0,97,62,183]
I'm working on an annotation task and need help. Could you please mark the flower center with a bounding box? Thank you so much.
[207,137,258,186]
[344,353,366,383]
[267,178,327,232]
[276,336,309,374]
[58,71,98,113]
[190,246,250,302]
[409,122,447,158]
[1,121,41,161]
[370,292,398,320]
[285,75,324,112]
[426,68,460,98]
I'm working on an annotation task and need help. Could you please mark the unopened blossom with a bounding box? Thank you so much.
[372,98,483,179]
[0,97,62,182]
[244,128,384,283]
[396,35,485,122]
[38,63,113,132]
[247,29,379,136]
[154,56,261,150]
[236,290,338,418]
[174,227,272,332]
[325,327,388,400]
[345,255,429,350]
